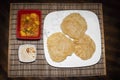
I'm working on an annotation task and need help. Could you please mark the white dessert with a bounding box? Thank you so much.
[18,44,37,62]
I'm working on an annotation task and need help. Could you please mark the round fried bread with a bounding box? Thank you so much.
[47,32,74,62]
[74,34,96,60]
[61,13,87,39]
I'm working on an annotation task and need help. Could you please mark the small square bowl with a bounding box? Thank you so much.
[18,44,37,62]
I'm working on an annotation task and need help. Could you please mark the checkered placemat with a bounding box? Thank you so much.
[8,3,106,77]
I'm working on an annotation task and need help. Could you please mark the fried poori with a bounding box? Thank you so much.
[74,34,96,60]
[47,32,74,62]
[61,13,87,39]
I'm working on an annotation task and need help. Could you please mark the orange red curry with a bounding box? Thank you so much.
[20,13,40,37]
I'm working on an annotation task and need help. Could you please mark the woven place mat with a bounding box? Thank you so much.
[8,3,106,77]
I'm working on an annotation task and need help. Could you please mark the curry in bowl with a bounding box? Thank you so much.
[17,10,41,39]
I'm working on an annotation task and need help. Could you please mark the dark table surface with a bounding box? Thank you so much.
[0,0,120,80]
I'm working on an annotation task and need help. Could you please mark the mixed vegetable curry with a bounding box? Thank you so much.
[20,13,40,37]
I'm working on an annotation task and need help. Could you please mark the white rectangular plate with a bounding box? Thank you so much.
[43,10,101,67]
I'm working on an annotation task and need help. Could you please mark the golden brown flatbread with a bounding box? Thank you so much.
[61,13,87,39]
[47,32,74,62]
[73,34,96,60]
